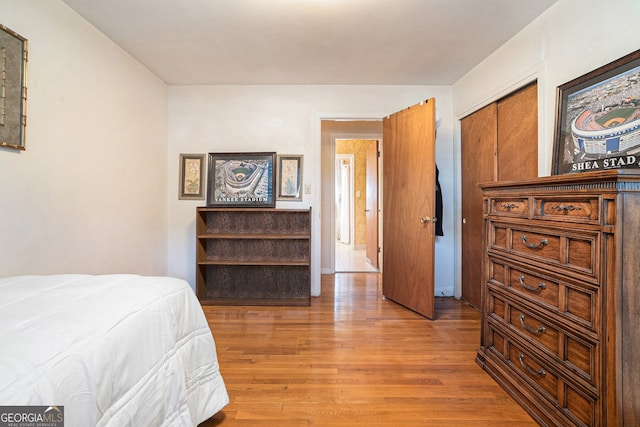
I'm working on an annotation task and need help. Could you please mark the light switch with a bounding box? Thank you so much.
[305,184,311,194]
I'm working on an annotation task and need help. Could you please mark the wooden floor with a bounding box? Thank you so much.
[200,273,536,426]
[335,243,378,273]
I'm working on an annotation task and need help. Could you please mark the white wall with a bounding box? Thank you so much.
[6,0,632,301]
[451,0,640,296]
[167,85,456,296]
[0,1,169,277]
[454,0,640,172]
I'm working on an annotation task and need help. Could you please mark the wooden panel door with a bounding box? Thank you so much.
[382,100,436,319]
[461,103,497,309]
[497,82,538,181]
[365,140,379,269]
[461,82,538,309]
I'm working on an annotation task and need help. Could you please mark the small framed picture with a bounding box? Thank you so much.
[276,154,303,201]
[207,152,276,207]
[552,48,640,174]
[179,153,206,200]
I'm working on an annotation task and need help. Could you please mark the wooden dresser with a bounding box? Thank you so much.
[476,170,640,426]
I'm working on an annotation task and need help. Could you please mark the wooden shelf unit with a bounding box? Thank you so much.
[196,207,311,306]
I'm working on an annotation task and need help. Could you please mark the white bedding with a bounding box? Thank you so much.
[0,274,228,426]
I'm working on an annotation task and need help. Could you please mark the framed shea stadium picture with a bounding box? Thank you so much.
[206,152,276,207]
[552,49,640,175]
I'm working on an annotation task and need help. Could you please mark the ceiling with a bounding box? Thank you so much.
[61,0,558,85]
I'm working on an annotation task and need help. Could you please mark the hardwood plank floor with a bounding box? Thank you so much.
[200,273,536,426]
[335,243,378,273]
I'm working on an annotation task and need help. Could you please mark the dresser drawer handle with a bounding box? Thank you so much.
[551,204,582,212]
[518,275,546,292]
[501,203,518,210]
[521,235,548,249]
[519,314,547,334]
[518,354,546,377]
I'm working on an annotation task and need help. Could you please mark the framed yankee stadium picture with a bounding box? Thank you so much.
[552,48,640,174]
[206,152,276,207]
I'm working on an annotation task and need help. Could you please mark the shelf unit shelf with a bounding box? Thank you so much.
[196,207,311,306]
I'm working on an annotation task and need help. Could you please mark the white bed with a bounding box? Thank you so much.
[0,274,229,426]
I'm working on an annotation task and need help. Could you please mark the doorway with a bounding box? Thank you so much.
[335,140,378,273]
[335,154,354,248]
[319,119,384,278]
[318,101,438,320]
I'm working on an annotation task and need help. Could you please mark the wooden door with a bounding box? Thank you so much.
[382,100,436,319]
[497,83,538,181]
[365,140,379,269]
[460,82,538,309]
[461,103,497,308]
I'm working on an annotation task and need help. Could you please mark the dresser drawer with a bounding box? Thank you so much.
[533,196,601,225]
[488,257,598,332]
[507,342,596,427]
[489,222,599,280]
[487,197,529,218]
[488,290,598,386]
[487,325,597,427]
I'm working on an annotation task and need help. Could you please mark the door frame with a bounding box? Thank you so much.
[314,112,386,298]
[321,125,383,276]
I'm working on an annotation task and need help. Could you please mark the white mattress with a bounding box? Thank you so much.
[0,274,229,426]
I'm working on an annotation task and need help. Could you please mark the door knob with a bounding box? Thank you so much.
[420,217,431,224]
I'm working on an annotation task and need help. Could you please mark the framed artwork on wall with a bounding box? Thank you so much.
[0,25,28,151]
[207,152,276,207]
[552,48,640,174]
[179,153,206,200]
[276,154,303,201]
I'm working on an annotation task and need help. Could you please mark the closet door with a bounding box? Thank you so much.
[497,83,538,181]
[461,103,497,308]
[461,82,538,308]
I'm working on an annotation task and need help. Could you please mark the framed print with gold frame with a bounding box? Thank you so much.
[179,153,206,200]
[0,24,28,151]
[276,154,303,201]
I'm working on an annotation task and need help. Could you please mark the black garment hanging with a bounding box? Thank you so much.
[435,165,444,236]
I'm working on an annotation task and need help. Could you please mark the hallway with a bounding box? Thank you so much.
[334,242,378,273]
